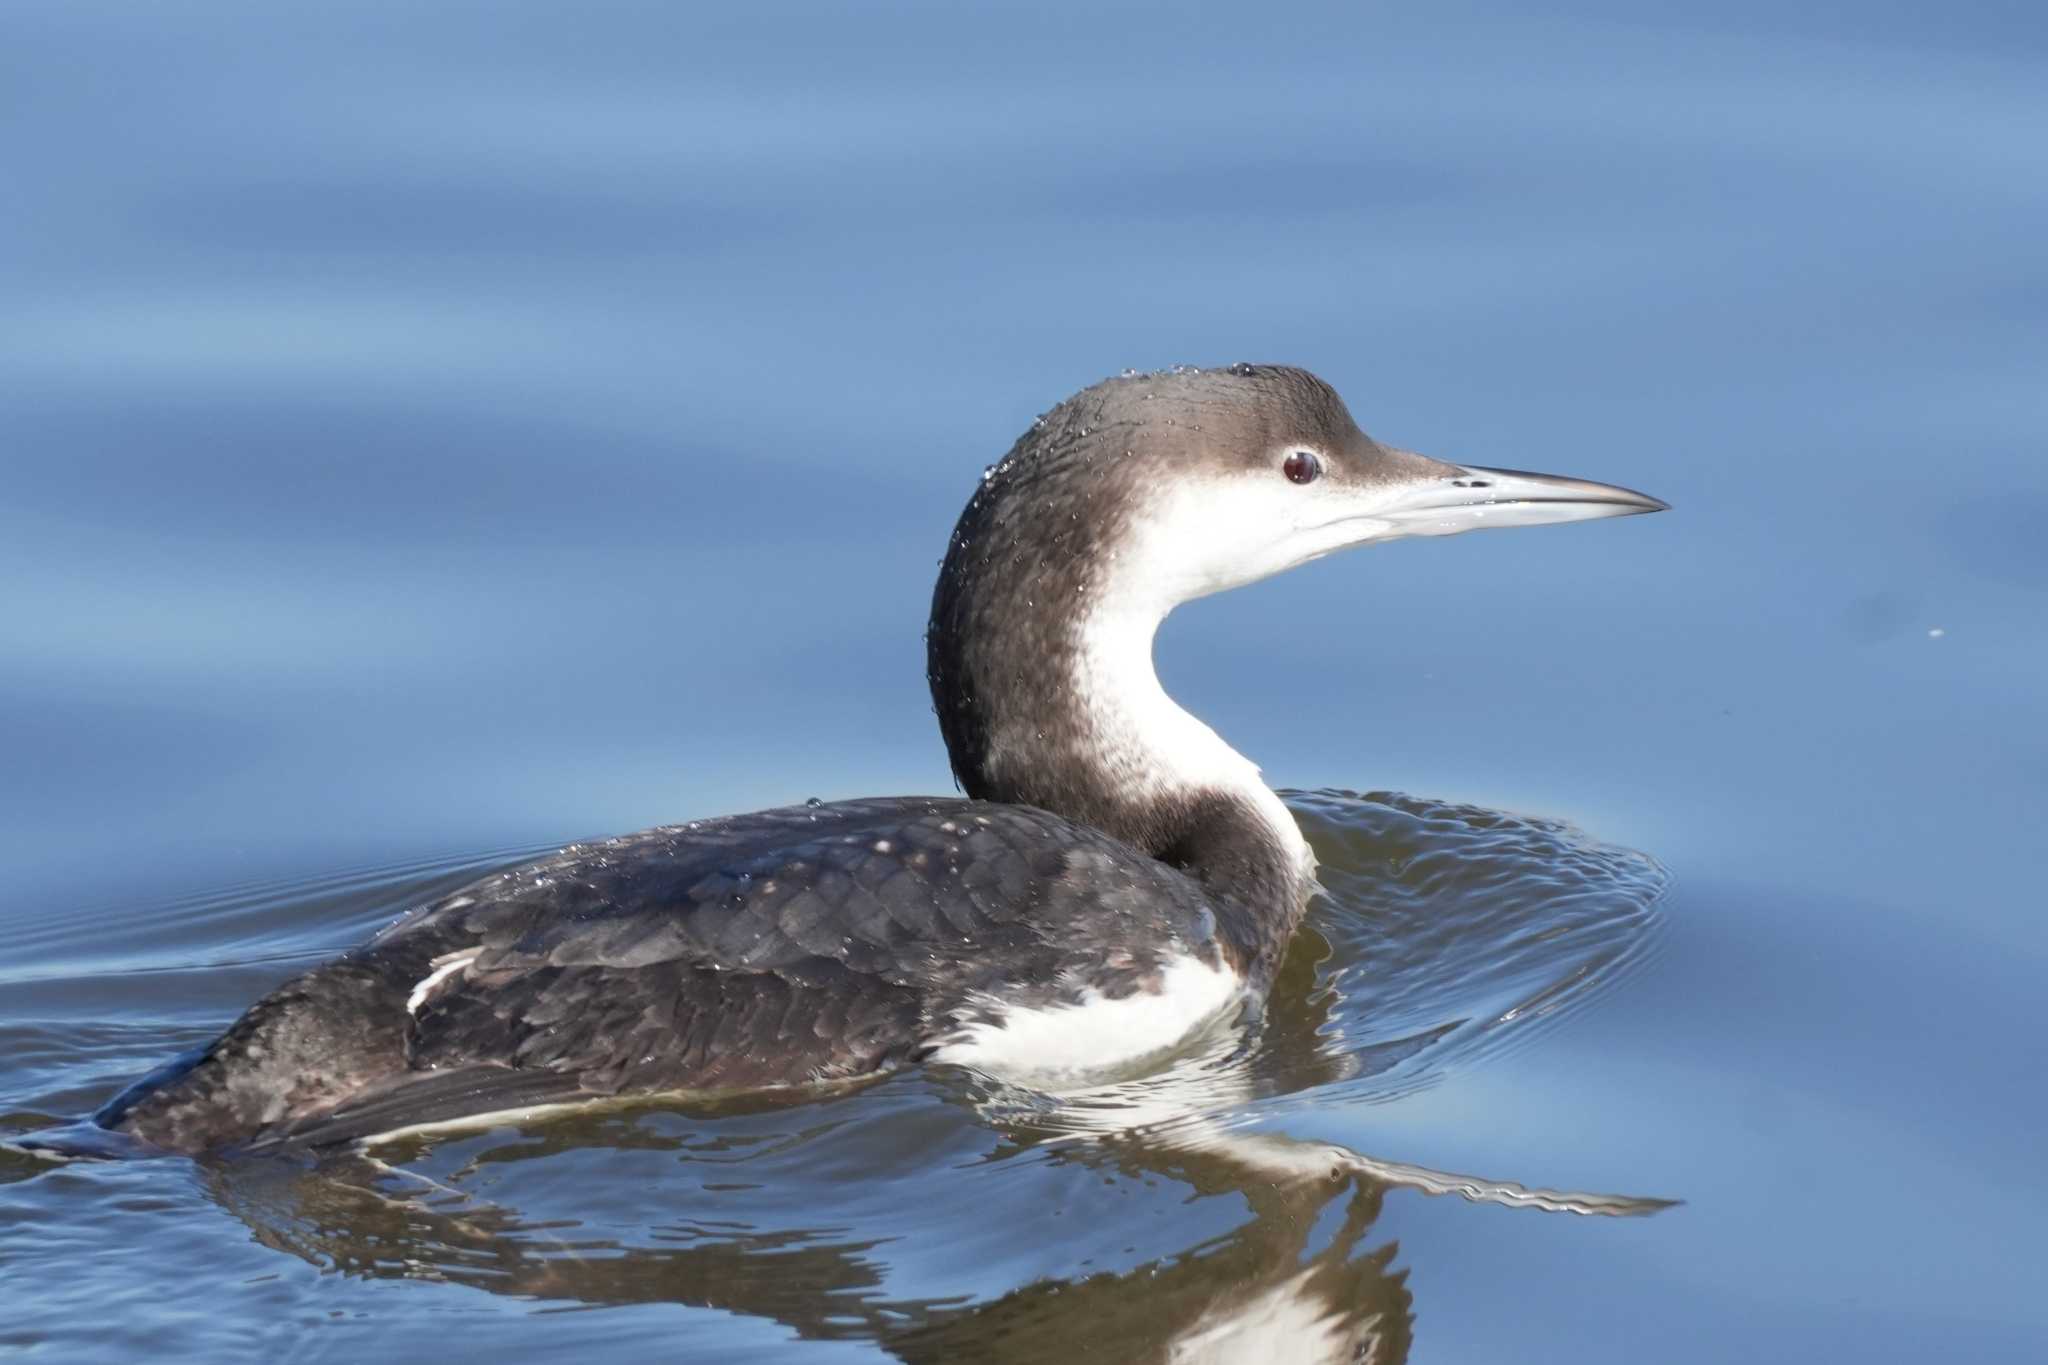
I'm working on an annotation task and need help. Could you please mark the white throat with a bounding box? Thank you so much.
[1071,594,1311,874]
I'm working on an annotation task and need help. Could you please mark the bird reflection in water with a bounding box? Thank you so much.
[199,1093,1665,1365]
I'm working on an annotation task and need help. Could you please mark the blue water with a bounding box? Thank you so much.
[3,1,2045,1360]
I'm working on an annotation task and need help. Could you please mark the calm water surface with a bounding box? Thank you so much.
[3,1,2045,1360]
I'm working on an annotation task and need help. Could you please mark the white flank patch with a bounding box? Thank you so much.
[930,955,1243,1086]
[405,951,479,1015]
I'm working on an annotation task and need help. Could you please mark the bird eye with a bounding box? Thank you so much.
[1282,450,1322,485]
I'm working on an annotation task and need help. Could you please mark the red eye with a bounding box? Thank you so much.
[1282,450,1322,485]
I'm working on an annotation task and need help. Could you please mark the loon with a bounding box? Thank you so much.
[88,364,1665,1154]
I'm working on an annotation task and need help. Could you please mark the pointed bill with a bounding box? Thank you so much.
[1370,459,1669,538]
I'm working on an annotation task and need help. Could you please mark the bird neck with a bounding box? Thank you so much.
[928,556,1311,977]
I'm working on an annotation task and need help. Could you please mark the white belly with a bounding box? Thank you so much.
[928,954,1244,1088]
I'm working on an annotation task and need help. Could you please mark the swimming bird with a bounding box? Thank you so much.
[90,364,1665,1154]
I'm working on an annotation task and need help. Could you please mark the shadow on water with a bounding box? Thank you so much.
[1,792,1670,1361]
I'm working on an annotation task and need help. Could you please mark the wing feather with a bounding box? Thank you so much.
[281,798,1222,1141]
